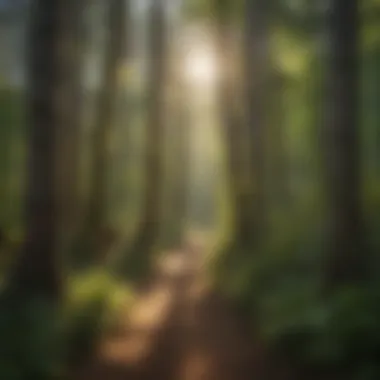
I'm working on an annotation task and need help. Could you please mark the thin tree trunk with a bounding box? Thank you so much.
[0,89,13,230]
[368,47,380,176]
[128,0,167,256]
[215,6,253,248]
[269,73,289,206]
[175,78,191,245]
[11,0,68,298]
[324,0,367,285]
[244,0,270,244]
[85,0,127,260]
[56,0,85,254]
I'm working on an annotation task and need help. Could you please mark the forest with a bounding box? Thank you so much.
[0,0,380,379]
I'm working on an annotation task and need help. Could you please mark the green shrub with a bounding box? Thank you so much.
[215,201,380,379]
[63,269,133,367]
[0,269,133,379]
[264,285,380,376]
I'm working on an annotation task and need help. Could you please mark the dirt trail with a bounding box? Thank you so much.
[74,249,290,380]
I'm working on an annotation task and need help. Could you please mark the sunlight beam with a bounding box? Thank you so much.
[184,45,217,86]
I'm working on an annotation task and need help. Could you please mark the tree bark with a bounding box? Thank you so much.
[243,0,270,244]
[56,0,86,254]
[269,72,289,207]
[85,0,127,260]
[174,74,191,245]
[128,0,167,256]
[324,0,367,285]
[11,0,69,298]
[215,3,254,249]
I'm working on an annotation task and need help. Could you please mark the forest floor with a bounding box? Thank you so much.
[74,248,292,380]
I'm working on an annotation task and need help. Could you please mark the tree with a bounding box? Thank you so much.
[84,0,128,262]
[10,0,74,297]
[214,0,254,248]
[127,0,167,257]
[56,0,86,255]
[171,59,191,246]
[243,0,271,244]
[324,0,367,284]
[267,71,289,207]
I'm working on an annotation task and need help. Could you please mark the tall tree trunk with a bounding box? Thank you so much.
[0,89,13,231]
[244,0,270,244]
[128,0,167,256]
[11,0,70,297]
[324,0,367,285]
[215,0,253,248]
[367,47,380,177]
[56,0,85,254]
[269,72,289,207]
[174,73,191,245]
[85,0,127,260]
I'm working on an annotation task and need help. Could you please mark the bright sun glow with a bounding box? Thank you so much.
[184,46,217,85]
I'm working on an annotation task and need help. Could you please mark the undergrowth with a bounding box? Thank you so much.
[0,268,133,380]
[214,189,380,380]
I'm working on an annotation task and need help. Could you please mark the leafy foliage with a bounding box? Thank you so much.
[0,269,132,379]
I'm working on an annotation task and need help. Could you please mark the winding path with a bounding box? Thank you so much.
[74,249,291,380]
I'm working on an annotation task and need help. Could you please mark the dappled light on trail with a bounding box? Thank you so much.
[74,248,286,380]
[99,257,179,365]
